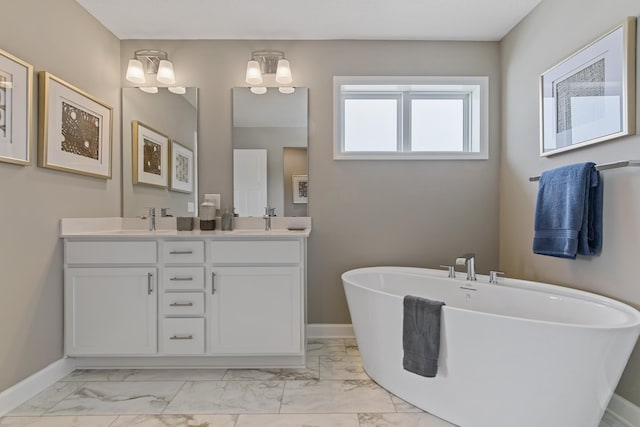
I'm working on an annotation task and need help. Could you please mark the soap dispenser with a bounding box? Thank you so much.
[221,208,233,231]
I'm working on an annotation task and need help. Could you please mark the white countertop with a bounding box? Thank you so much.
[60,217,312,238]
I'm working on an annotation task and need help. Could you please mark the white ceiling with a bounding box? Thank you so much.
[75,0,542,41]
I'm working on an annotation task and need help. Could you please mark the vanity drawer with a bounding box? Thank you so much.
[162,241,204,264]
[210,241,300,264]
[163,292,205,316]
[163,267,205,290]
[66,241,157,265]
[162,318,205,355]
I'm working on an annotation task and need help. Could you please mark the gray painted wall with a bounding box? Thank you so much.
[500,0,640,405]
[121,39,502,325]
[0,0,121,393]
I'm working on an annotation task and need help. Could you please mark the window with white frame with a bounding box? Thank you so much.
[334,76,488,160]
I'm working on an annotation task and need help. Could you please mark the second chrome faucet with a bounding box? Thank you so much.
[263,207,276,231]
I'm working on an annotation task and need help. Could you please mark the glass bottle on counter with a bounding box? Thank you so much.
[221,208,233,231]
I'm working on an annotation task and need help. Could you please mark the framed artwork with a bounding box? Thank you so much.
[170,140,193,193]
[38,72,112,178]
[0,49,33,165]
[540,17,636,156]
[132,120,169,188]
[292,174,308,204]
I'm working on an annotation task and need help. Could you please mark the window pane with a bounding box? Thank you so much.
[411,99,464,151]
[344,99,397,151]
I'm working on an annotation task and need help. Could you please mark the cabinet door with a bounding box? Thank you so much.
[65,268,157,355]
[209,267,302,355]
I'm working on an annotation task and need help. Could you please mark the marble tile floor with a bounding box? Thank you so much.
[0,339,615,427]
[0,339,455,427]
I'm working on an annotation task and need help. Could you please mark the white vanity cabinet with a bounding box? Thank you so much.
[61,222,309,367]
[208,240,304,355]
[64,241,158,356]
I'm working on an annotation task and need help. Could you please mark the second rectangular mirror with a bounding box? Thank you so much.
[232,87,308,217]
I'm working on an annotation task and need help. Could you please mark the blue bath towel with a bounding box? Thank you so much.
[533,162,603,259]
[402,295,445,378]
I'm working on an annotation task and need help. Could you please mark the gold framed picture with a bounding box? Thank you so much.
[132,120,169,188]
[38,71,112,178]
[0,48,33,165]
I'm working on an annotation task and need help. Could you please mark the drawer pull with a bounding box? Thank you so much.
[169,335,193,340]
[169,250,193,255]
[169,302,194,307]
[212,272,216,295]
[147,272,153,295]
[169,277,193,281]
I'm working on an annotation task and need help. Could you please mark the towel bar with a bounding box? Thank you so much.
[529,160,640,182]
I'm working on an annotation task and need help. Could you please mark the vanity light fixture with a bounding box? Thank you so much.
[126,49,176,85]
[245,50,295,94]
[139,86,158,94]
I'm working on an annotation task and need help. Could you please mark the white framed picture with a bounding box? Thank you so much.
[170,140,193,193]
[292,174,308,204]
[540,17,636,156]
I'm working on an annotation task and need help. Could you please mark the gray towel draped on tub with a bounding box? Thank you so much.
[402,295,445,377]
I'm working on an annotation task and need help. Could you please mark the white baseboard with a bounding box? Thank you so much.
[0,358,76,416]
[307,323,354,338]
[604,394,640,427]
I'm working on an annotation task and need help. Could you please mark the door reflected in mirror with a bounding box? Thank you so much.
[122,87,198,217]
[232,87,308,217]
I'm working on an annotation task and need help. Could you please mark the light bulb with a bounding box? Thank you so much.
[250,86,267,95]
[245,60,263,85]
[156,59,175,85]
[126,59,145,84]
[275,59,292,84]
[168,86,186,94]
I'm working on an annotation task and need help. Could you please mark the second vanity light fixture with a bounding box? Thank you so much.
[126,49,180,93]
[245,50,295,94]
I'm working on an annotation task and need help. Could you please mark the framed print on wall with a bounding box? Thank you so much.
[540,16,636,156]
[132,120,169,188]
[38,72,113,178]
[292,174,308,204]
[0,49,33,165]
[170,140,193,193]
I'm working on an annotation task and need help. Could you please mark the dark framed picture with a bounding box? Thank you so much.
[38,72,112,178]
[132,120,169,188]
[540,17,636,156]
[0,49,33,165]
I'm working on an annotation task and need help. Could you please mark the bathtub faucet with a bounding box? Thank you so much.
[455,253,476,281]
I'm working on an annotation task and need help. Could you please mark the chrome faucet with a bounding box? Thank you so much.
[263,207,276,231]
[145,207,156,231]
[455,253,476,281]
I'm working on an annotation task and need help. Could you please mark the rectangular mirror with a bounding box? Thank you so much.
[232,87,308,217]
[122,87,198,217]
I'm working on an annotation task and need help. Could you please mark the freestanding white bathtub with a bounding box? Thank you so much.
[342,267,640,427]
